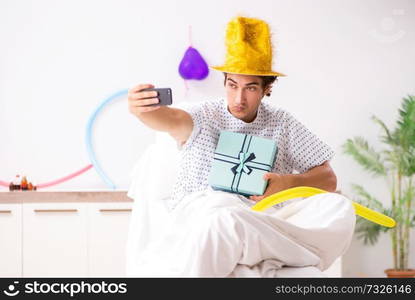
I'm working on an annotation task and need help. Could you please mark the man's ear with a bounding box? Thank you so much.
[264,85,273,97]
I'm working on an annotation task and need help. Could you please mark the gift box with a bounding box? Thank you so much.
[208,131,278,196]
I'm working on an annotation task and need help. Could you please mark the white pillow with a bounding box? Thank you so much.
[128,132,180,201]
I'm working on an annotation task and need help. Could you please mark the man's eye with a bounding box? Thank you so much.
[229,84,237,89]
[248,87,257,91]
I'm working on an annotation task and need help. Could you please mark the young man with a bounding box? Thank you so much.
[128,76,336,210]
[126,17,354,277]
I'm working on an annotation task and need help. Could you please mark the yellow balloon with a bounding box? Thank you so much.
[251,186,396,228]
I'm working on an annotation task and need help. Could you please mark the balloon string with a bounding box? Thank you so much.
[189,25,192,47]
[184,80,189,97]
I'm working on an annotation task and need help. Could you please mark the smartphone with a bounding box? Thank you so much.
[141,88,172,106]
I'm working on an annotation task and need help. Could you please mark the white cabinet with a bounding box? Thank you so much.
[0,203,22,277]
[22,202,88,277]
[0,192,133,278]
[87,202,132,277]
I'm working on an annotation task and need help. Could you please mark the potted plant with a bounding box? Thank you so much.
[343,95,415,278]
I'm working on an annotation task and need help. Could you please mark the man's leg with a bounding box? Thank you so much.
[132,191,355,277]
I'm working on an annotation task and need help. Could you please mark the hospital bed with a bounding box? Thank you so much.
[125,132,343,277]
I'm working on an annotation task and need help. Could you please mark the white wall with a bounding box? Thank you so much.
[1,0,414,276]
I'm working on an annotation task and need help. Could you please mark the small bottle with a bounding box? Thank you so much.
[12,175,21,191]
[28,182,33,191]
[9,181,14,191]
[21,176,28,191]
[33,182,37,191]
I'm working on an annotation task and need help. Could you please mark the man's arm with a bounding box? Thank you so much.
[289,161,337,192]
[128,83,193,145]
[249,161,337,202]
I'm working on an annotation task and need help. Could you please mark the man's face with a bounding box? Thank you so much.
[225,73,270,123]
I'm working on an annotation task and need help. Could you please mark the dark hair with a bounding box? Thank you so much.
[223,73,277,97]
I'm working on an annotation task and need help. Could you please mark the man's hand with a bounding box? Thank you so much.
[128,83,161,116]
[127,83,194,146]
[249,173,294,202]
[249,161,337,202]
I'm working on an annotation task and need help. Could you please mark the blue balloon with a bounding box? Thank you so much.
[86,89,128,189]
[178,46,209,80]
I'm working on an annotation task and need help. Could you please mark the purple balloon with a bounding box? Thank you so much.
[178,46,209,80]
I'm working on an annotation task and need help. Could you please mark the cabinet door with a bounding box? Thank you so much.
[22,202,88,277]
[0,203,22,277]
[87,202,132,277]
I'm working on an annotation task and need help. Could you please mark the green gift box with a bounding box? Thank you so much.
[208,131,278,196]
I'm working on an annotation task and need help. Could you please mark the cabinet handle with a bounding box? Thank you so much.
[0,210,12,214]
[99,209,132,213]
[34,209,78,213]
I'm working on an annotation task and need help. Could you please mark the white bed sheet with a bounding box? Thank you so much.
[125,133,354,277]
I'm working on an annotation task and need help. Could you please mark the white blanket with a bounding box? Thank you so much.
[127,188,355,277]
[125,133,356,277]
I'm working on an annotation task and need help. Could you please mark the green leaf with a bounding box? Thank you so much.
[355,217,382,245]
[400,184,415,226]
[351,184,385,211]
[371,115,396,145]
[401,150,415,177]
[407,150,415,175]
[380,208,393,233]
[343,137,387,176]
[394,95,415,151]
